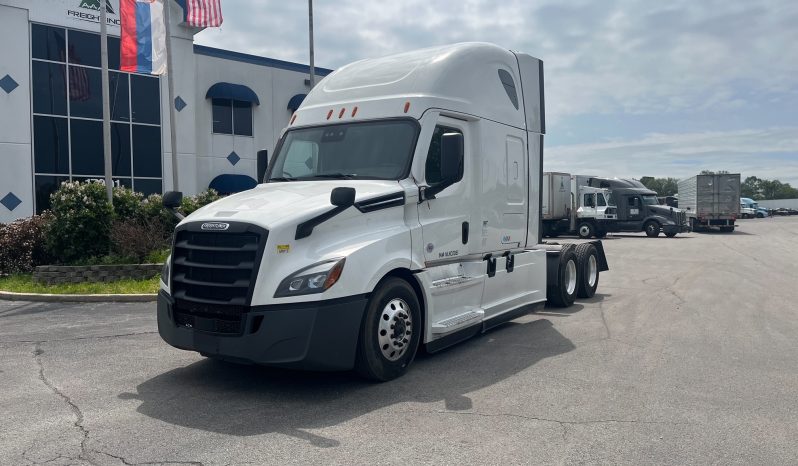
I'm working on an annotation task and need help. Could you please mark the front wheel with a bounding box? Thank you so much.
[577,222,595,239]
[355,278,421,382]
[644,221,661,237]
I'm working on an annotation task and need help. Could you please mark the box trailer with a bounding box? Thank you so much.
[156,43,608,381]
[542,172,617,238]
[678,174,741,232]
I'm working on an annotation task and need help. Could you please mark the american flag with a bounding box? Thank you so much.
[185,0,223,28]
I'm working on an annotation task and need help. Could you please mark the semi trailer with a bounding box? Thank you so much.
[156,43,608,381]
[677,174,741,232]
[542,172,617,239]
[586,177,689,237]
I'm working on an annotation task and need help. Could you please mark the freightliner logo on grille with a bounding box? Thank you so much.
[200,222,230,231]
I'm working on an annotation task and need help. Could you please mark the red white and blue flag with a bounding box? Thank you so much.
[184,0,224,28]
[120,0,167,75]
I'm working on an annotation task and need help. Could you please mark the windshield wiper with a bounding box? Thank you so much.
[267,176,298,182]
[311,173,358,179]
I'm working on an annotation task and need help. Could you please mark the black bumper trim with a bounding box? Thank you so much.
[157,291,369,371]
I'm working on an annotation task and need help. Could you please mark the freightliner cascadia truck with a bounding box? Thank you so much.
[157,43,608,381]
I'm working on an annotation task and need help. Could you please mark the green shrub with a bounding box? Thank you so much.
[180,189,221,216]
[112,186,144,220]
[46,180,114,263]
[0,213,54,274]
[140,193,179,232]
[110,218,171,263]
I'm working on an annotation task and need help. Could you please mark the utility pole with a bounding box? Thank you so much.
[100,0,113,203]
[164,0,180,192]
[308,0,315,88]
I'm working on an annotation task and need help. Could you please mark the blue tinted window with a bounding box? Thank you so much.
[34,116,70,174]
[131,75,160,124]
[35,175,69,213]
[32,24,66,62]
[32,61,67,115]
[212,98,233,134]
[110,72,130,121]
[70,119,104,176]
[68,65,102,119]
[233,100,253,136]
[133,178,162,196]
[68,30,101,68]
[112,123,131,177]
[132,125,162,177]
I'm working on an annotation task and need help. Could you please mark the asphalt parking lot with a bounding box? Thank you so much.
[2,217,797,465]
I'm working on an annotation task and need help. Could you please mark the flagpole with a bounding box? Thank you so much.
[100,1,113,203]
[308,0,315,88]
[164,0,180,192]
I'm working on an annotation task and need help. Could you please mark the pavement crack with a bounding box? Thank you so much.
[33,341,97,466]
[96,450,205,466]
[8,331,158,344]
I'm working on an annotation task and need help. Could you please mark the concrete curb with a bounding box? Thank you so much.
[0,290,157,303]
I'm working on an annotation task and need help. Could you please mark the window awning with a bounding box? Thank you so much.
[287,93,307,112]
[209,174,258,195]
[205,82,260,105]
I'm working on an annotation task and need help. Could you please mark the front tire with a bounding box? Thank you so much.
[577,222,595,239]
[547,248,578,308]
[355,278,421,382]
[575,243,599,298]
[644,220,661,237]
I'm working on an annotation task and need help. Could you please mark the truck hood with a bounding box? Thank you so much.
[648,204,683,216]
[183,180,405,229]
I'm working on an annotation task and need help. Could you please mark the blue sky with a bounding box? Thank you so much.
[196,0,798,185]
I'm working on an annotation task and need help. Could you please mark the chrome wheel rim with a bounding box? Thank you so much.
[579,225,590,237]
[588,255,598,287]
[565,259,577,295]
[378,298,412,361]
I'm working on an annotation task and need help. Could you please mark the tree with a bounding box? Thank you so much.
[639,176,679,196]
[741,176,798,200]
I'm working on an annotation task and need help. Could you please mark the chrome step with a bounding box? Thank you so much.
[432,309,483,334]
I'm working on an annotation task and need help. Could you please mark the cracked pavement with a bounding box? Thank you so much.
[1,217,797,465]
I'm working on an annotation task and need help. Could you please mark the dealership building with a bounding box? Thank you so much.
[0,0,330,223]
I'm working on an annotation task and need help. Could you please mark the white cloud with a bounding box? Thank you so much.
[544,127,798,185]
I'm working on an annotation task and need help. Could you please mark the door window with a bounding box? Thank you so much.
[425,125,463,186]
[597,193,607,207]
[583,193,595,208]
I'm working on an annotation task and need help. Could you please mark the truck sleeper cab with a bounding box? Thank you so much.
[157,43,608,381]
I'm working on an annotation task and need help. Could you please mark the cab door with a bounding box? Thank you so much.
[417,118,473,264]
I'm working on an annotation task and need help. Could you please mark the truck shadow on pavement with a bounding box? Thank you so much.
[119,318,574,447]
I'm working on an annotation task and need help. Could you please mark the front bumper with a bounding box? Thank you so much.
[157,291,369,371]
[663,223,691,234]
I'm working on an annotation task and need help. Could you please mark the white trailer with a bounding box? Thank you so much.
[156,43,608,381]
[542,172,617,238]
[678,174,741,232]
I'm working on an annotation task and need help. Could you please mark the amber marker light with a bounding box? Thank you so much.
[404,101,410,113]
[290,114,297,125]
[326,109,333,120]
[351,106,358,117]
[339,108,346,118]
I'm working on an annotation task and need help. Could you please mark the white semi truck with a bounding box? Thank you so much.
[157,43,608,381]
[542,172,617,239]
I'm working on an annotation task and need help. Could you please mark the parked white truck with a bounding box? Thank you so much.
[542,172,617,239]
[157,43,608,381]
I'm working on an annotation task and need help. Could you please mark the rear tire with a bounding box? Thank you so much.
[577,222,595,239]
[355,278,421,382]
[575,243,599,299]
[547,248,578,308]
[644,220,660,237]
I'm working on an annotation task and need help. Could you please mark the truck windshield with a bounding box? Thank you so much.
[605,192,615,206]
[642,195,659,206]
[267,120,419,181]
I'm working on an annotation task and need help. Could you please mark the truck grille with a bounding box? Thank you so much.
[170,222,267,334]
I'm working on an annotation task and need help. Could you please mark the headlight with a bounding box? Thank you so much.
[274,258,346,297]
[161,256,171,286]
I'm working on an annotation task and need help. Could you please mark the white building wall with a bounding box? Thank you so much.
[0,4,33,223]
[758,199,798,210]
